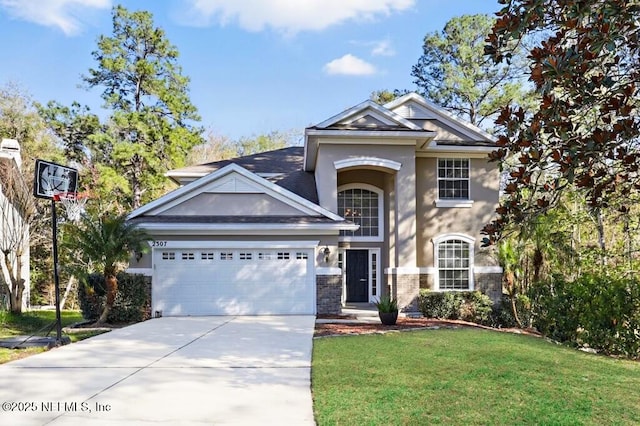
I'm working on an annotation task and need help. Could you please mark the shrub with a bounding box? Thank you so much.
[77,272,150,323]
[418,290,494,326]
[530,273,640,358]
[492,294,533,329]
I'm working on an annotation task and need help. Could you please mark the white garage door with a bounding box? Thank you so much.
[153,248,315,316]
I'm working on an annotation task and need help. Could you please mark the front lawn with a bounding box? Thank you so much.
[312,329,640,425]
[0,310,91,364]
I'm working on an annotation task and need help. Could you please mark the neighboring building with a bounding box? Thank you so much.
[0,138,30,311]
[128,93,502,316]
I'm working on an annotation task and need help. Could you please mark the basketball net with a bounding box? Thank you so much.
[53,192,88,223]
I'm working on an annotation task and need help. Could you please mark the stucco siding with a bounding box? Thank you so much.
[159,193,307,216]
[315,142,415,213]
[416,157,500,266]
[409,119,469,141]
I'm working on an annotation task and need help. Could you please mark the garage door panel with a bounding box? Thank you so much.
[153,248,314,316]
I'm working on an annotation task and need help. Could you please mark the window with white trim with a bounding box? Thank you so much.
[438,158,470,200]
[434,234,475,291]
[338,185,383,240]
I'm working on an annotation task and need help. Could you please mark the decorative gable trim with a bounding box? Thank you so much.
[128,163,344,221]
[334,157,401,172]
[384,93,496,143]
[314,100,422,131]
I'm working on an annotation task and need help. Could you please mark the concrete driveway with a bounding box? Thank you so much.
[0,316,316,425]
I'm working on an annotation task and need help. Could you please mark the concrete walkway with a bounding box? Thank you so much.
[0,316,316,425]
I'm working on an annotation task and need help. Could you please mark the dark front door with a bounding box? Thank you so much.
[346,250,369,302]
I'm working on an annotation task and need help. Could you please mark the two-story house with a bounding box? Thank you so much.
[127,93,502,316]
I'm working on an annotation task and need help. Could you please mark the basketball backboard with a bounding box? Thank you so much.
[34,159,78,199]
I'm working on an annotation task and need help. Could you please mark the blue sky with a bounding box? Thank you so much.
[0,0,502,141]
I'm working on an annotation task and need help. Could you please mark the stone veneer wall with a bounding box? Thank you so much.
[388,274,419,312]
[474,273,503,303]
[418,272,503,303]
[316,275,342,315]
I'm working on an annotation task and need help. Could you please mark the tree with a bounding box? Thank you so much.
[63,214,149,324]
[84,5,203,209]
[187,131,237,165]
[37,101,102,165]
[0,83,65,308]
[0,158,35,313]
[482,0,640,245]
[369,89,409,105]
[411,14,534,127]
[235,130,296,157]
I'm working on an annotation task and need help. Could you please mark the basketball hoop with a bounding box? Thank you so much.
[52,192,89,223]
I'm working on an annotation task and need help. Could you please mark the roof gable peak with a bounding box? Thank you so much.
[312,99,422,131]
[128,163,343,221]
[385,93,496,142]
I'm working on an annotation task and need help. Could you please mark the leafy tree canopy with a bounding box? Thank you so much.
[83,5,203,209]
[482,0,640,245]
[412,13,535,127]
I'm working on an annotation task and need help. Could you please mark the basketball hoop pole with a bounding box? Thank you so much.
[50,198,63,345]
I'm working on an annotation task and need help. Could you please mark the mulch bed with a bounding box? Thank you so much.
[314,317,542,338]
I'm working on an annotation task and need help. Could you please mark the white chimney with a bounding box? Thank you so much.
[0,138,21,169]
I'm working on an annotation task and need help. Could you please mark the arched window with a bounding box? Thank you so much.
[433,234,475,290]
[337,184,383,241]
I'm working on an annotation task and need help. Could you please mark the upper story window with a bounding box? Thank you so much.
[436,158,473,208]
[338,184,383,241]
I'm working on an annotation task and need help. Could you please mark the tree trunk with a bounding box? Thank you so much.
[96,274,118,325]
[131,153,143,210]
[3,254,24,314]
[532,247,543,284]
[60,276,75,310]
[9,280,24,314]
[594,208,607,266]
[505,271,523,328]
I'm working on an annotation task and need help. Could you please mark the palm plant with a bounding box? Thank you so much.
[63,214,149,325]
[498,239,524,327]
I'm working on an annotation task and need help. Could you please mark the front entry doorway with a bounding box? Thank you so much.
[346,250,369,302]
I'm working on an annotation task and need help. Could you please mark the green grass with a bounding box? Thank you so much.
[312,329,640,425]
[0,310,95,364]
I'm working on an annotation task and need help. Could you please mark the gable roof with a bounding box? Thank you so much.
[304,93,497,170]
[166,147,318,203]
[129,163,344,222]
[310,100,423,131]
[384,92,497,143]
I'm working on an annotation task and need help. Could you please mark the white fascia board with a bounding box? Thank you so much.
[421,143,496,154]
[136,222,359,234]
[164,171,209,179]
[385,93,497,143]
[150,240,321,249]
[304,129,435,139]
[417,151,492,159]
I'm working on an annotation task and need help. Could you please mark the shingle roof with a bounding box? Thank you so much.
[173,146,304,175]
[168,146,319,203]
